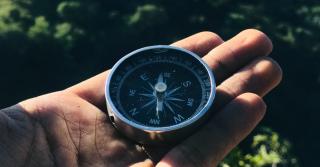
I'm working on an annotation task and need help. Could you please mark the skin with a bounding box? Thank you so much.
[0,29,282,167]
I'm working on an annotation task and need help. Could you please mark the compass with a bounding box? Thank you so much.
[105,45,216,144]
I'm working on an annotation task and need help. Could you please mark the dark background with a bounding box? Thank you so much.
[0,0,319,166]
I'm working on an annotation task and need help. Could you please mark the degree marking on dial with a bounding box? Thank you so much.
[164,72,171,78]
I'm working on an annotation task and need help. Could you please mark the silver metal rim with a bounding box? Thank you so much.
[105,45,216,132]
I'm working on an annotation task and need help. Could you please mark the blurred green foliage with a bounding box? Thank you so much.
[0,0,319,166]
[220,128,298,167]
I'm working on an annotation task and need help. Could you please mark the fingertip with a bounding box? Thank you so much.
[249,57,283,96]
[238,29,273,56]
[235,93,267,121]
[264,57,283,87]
[196,31,224,55]
[197,31,224,44]
[171,31,224,56]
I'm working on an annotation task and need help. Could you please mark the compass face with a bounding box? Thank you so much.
[107,46,215,130]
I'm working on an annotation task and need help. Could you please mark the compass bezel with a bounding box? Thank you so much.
[105,45,216,132]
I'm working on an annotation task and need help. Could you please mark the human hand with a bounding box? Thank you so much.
[0,29,282,167]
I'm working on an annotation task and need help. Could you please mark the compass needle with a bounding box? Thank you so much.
[157,73,164,83]
[106,45,215,144]
[156,99,163,119]
[156,99,164,112]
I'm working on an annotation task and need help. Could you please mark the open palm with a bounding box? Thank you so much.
[0,29,282,167]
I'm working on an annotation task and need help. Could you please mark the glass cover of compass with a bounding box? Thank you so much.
[105,45,216,132]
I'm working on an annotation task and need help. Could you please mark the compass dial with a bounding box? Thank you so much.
[106,45,215,131]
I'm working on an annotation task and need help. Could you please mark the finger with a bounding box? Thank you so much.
[171,31,224,56]
[214,57,282,110]
[156,93,266,167]
[65,31,224,108]
[203,29,273,83]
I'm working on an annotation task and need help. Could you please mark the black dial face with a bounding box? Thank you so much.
[108,47,213,128]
